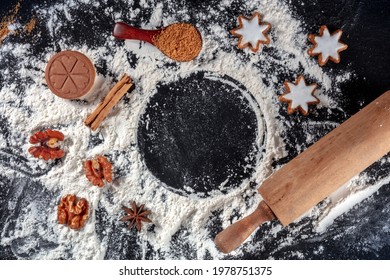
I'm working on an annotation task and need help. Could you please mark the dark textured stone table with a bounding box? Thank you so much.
[0,0,389,259]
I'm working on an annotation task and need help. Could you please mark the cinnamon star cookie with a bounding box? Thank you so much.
[230,12,271,52]
[308,25,348,66]
[279,76,319,116]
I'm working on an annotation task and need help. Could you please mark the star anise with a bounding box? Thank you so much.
[119,201,152,232]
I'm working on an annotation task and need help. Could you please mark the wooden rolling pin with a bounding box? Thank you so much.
[214,90,390,253]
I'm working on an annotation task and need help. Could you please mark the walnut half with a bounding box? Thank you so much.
[28,129,65,160]
[83,155,113,187]
[57,194,89,230]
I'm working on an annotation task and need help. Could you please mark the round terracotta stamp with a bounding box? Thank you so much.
[45,50,96,99]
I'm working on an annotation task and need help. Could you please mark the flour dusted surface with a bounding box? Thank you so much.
[0,0,388,260]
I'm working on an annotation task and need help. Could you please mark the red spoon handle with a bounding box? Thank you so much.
[113,22,161,45]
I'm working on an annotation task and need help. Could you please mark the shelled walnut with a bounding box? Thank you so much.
[57,194,89,230]
[83,155,113,187]
[28,129,65,160]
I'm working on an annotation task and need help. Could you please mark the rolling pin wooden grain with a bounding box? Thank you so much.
[214,90,390,253]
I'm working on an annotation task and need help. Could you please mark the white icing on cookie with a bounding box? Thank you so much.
[279,76,319,115]
[231,12,271,52]
[308,26,348,66]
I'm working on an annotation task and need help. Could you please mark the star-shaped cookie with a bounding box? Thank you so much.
[279,76,319,116]
[230,12,271,52]
[308,25,348,66]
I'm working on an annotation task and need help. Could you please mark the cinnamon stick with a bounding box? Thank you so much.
[85,74,133,131]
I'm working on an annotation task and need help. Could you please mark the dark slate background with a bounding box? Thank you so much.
[0,0,389,259]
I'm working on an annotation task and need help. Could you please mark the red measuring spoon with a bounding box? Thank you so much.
[112,21,203,62]
[113,22,161,45]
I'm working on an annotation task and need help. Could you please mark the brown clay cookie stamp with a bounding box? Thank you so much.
[308,25,348,66]
[279,75,319,116]
[230,12,271,52]
[45,50,95,99]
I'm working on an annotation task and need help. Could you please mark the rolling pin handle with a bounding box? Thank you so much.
[214,200,276,254]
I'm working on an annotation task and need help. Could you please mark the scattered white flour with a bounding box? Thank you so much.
[0,0,387,260]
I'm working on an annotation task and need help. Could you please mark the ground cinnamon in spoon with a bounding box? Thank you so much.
[153,23,202,62]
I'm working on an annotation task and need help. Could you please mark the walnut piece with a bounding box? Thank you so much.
[57,194,89,230]
[28,129,65,160]
[83,155,113,187]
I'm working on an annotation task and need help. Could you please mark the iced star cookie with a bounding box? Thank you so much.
[279,76,319,116]
[230,12,271,52]
[308,25,348,66]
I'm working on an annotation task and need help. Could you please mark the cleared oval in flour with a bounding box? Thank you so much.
[137,71,266,198]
